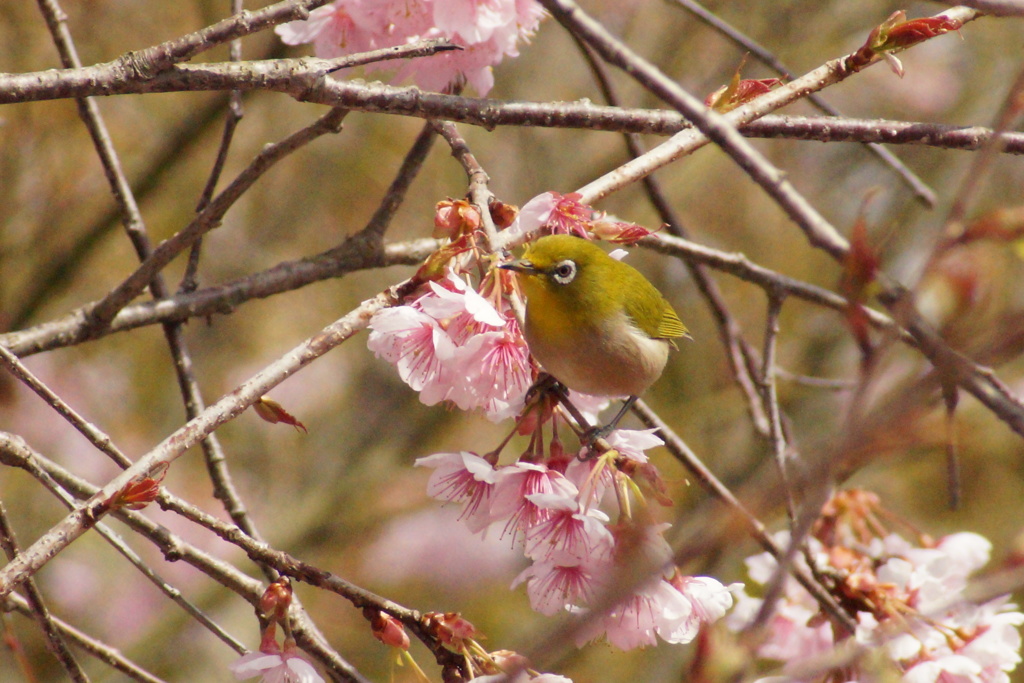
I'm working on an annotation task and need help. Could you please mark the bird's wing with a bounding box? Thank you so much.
[656,304,690,340]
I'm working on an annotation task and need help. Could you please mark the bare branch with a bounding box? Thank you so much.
[630,399,858,634]
[759,293,797,523]
[0,502,88,682]
[669,0,937,206]
[1,238,435,357]
[85,107,349,331]
[0,283,411,600]
[947,0,1024,15]
[0,343,131,467]
[0,434,364,682]
[3,592,165,683]
[110,0,333,77]
[542,0,978,260]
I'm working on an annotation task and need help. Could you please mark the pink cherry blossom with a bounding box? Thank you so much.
[416,452,499,532]
[573,576,734,650]
[512,557,607,616]
[433,0,516,44]
[446,322,532,421]
[490,462,579,540]
[369,273,532,418]
[604,428,664,464]
[523,493,613,563]
[732,528,1024,682]
[660,575,737,644]
[563,454,616,512]
[544,192,593,238]
[573,579,672,650]
[229,650,323,683]
[366,305,457,405]
[505,191,559,241]
[275,4,377,57]
[418,273,505,332]
[275,0,546,94]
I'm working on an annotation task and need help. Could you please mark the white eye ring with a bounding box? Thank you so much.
[551,259,577,285]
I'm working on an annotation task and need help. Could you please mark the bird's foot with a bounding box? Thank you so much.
[525,372,565,404]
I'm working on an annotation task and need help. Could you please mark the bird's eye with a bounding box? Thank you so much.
[551,260,577,285]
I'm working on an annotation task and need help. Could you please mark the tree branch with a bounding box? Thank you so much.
[670,0,937,206]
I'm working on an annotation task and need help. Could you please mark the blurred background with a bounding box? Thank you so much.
[1,0,1024,680]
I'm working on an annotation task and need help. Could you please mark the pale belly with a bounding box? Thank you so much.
[524,313,670,397]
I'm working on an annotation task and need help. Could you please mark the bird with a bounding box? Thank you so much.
[500,234,689,434]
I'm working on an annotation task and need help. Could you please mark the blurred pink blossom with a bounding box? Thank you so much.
[570,576,735,650]
[603,428,663,464]
[730,530,1024,682]
[471,671,573,683]
[361,507,520,589]
[276,0,546,94]
[229,650,323,683]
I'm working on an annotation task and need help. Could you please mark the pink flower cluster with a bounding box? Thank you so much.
[275,0,546,94]
[365,192,734,652]
[504,191,658,244]
[416,435,735,651]
[366,191,661,426]
[368,272,532,422]
[729,528,1024,683]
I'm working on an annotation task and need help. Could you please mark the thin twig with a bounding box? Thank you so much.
[629,399,857,634]
[0,282,414,600]
[430,120,502,250]
[34,0,150,269]
[85,106,350,331]
[0,344,132,468]
[759,293,797,523]
[775,368,856,391]
[3,592,165,683]
[2,237,436,357]
[0,502,88,682]
[571,33,771,437]
[0,434,364,682]
[947,0,1024,15]
[357,123,438,244]
[945,62,1024,230]
[669,0,937,206]
[110,0,334,77]
[181,0,283,292]
[7,455,247,656]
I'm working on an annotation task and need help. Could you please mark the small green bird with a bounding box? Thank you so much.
[501,234,689,428]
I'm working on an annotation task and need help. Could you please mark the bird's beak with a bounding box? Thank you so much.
[500,259,538,274]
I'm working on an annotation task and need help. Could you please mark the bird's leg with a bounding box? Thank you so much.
[605,395,638,433]
[580,395,638,452]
